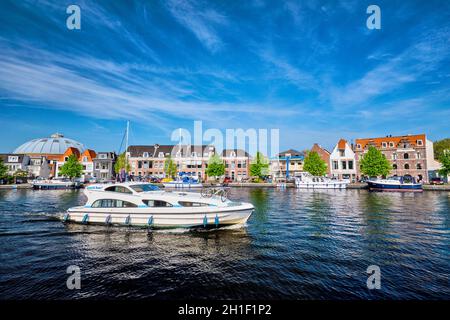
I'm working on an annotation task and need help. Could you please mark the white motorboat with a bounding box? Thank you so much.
[64,182,253,228]
[33,178,80,190]
[294,172,349,189]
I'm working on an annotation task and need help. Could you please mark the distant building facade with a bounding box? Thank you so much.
[222,149,250,181]
[0,154,30,175]
[311,143,331,175]
[127,145,216,181]
[93,152,117,181]
[329,139,357,181]
[354,134,439,183]
[270,149,304,179]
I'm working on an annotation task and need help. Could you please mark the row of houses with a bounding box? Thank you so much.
[1,132,444,183]
[271,134,442,183]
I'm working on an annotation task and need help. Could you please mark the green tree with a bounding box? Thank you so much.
[303,151,328,176]
[250,152,269,181]
[164,155,177,178]
[438,152,450,177]
[114,152,131,174]
[434,138,450,160]
[359,146,392,177]
[59,154,83,179]
[206,154,225,180]
[0,158,8,179]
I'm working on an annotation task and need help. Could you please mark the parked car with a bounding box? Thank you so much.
[430,177,444,185]
[223,176,232,183]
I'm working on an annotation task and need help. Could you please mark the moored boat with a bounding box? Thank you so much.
[32,178,81,190]
[294,172,349,189]
[64,182,253,228]
[367,175,423,192]
[163,173,203,189]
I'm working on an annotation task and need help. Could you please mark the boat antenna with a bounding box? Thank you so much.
[125,121,130,181]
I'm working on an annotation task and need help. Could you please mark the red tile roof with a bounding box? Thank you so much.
[355,134,426,150]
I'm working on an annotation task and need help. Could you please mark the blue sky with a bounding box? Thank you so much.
[1,0,449,154]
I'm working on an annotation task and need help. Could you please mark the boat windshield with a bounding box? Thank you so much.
[130,184,160,192]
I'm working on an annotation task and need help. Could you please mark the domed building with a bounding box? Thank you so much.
[13,133,86,178]
[14,133,84,155]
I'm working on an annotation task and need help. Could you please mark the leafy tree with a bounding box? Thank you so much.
[438,152,450,177]
[59,154,83,179]
[303,151,328,176]
[164,155,177,178]
[114,152,131,174]
[206,154,225,180]
[0,158,8,179]
[359,146,392,177]
[250,152,269,181]
[434,138,450,160]
[14,169,29,178]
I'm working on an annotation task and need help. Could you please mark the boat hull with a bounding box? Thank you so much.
[295,182,348,189]
[63,206,253,228]
[367,181,423,192]
[163,182,203,189]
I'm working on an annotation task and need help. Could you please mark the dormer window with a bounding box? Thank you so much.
[417,140,423,146]
[230,151,236,157]
[82,156,88,162]
[382,142,387,148]
[191,152,197,157]
[158,152,164,158]
[143,152,149,158]
[389,142,394,148]
[176,151,181,158]
[8,156,18,162]
[356,144,361,149]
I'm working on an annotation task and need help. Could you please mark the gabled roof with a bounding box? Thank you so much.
[79,149,96,162]
[355,134,426,149]
[59,147,81,161]
[337,139,347,150]
[222,149,250,157]
[127,145,216,158]
[278,149,303,157]
[311,143,331,155]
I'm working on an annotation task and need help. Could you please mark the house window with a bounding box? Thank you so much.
[341,161,347,170]
[389,142,394,148]
[99,154,107,159]
[348,161,353,170]
[382,142,387,148]
[143,152,149,158]
[417,152,421,159]
[64,157,68,161]
[339,150,345,157]
[333,161,338,170]
[417,163,422,170]
[404,163,410,170]
[393,164,397,170]
[158,152,164,158]
[230,151,236,157]
[82,156,88,162]
[8,156,18,162]
[392,153,397,160]
[191,152,197,157]
[404,153,409,159]
[417,140,423,146]
[356,144,361,149]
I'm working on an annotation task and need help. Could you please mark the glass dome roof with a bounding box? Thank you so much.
[13,133,85,155]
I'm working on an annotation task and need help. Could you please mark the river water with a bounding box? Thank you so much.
[0,188,449,299]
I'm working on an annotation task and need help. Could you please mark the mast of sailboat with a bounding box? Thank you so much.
[125,121,130,181]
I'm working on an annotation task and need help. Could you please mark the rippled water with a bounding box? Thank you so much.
[0,188,449,300]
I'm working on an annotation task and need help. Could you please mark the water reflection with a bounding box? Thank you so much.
[0,188,449,299]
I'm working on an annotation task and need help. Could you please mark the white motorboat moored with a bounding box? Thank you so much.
[64,183,253,228]
[294,172,349,189]
[33,178,80,190]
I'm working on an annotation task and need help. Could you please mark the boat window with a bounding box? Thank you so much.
[92,199,137,208]
[178,201,209,207]
[105,186,133,194]
[142,200,173,207]
[130,184,160,192]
